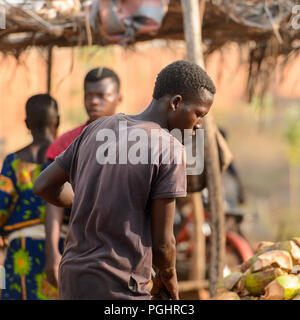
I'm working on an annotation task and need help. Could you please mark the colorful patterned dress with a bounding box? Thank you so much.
[0,153,68,300]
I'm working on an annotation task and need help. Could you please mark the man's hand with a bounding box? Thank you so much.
[45,252,61,288]
[151,268,179,300]
[0,235,8,266]
[151,198,179,300]
[0,235,8,248]
[44,203,64,288]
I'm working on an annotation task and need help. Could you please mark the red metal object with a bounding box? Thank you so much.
[175,212,254,263]
[226,231,254,262]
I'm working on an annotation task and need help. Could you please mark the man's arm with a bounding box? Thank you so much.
[44,203,64,288]
[33,162,74,208]
[151,197,179,300]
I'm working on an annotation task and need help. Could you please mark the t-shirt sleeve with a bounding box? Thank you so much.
[151,140,187,199]
[54,134,83,179]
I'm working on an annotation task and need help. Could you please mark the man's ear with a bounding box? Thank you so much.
[169,95,183,111]
[117,93,123,105]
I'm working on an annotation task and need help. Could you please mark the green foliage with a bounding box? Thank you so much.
[284,106,300,166]
[250,94,274,120]
[75,46,115,70]
[276,207,300,241]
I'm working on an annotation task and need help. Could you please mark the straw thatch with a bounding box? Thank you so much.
[1,1,299,52]
[1,0,300,99]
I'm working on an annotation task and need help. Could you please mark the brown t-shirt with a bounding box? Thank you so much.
[55,113,187,300]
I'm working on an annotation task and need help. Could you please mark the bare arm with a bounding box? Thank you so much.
[33,162,73,208]
[151,197,178,300]
[44,203,64,288]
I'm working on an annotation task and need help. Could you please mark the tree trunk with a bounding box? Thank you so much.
[205,117,226,297]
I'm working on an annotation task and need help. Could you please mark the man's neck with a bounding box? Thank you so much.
[130,99,168,129]
[31,130,53,145]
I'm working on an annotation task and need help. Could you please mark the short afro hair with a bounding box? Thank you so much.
[25,94,58,129]
[26,94,58,114]
[84,67,120,91]
[153,60,216,101]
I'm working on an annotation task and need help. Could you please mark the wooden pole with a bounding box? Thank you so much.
[181,0,226,298]
[181,0,205,68]
[181,0,206,289]
[205,116,226,297]
[47,45,53,94]
[189,192,205,283]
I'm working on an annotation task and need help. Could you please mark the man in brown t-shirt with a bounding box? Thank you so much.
[34,60,216,300]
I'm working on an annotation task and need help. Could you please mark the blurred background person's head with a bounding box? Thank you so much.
[25,93,60,142]
[84,67,122,122]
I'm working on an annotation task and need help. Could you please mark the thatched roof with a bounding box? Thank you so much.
[1,0,299,52]
[1,0,300,99]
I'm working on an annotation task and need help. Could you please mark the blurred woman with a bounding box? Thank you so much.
[0,94,62,300]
